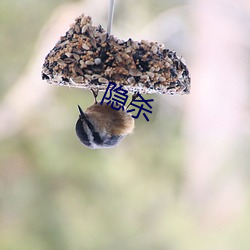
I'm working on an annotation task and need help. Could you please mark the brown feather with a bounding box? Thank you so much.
[85,103,134,136]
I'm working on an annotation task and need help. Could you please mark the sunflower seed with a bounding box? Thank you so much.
[100,33,107,43]
[72,53,80,60]
[151,45,158,54]
[92,74,101,79]
[141,40,150,47]
[116,55,123,62]
[74,66,83,75]
[75,24,80,34]
[84,74,92,80]
[147,72,154,78]
[72,76,84,83]
[129,68,142,77]
[63,58,75,64]
[128,77,135,84]
[123,53,130,60]
[82,43,90,50]
[72,48,84,55]
[98,77,109,84]
[132,41,139,50]
[59,40,69,47]
[57,59,67,66]
[65,52,72,58]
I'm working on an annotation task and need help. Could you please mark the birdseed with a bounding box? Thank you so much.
[42,14,190,95]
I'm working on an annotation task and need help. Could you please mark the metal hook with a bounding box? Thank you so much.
[107,0,115,34]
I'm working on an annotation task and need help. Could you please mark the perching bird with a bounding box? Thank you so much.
[75,91,134,149]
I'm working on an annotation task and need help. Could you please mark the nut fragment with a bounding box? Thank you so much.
[151,45,158,54]
[129,68,142,77]
[85,60,94,65]
[65,52,72,57]
[140,75,149,82]
[94,58,102,65]
[147,72,154,79]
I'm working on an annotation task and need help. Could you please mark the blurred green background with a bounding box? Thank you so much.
[1,0,250,249]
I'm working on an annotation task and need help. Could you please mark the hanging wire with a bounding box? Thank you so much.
[107,0,115,34]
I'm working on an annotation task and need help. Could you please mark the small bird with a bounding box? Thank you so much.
[75,91,134,149]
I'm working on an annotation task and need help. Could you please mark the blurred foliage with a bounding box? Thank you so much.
[0,0,72,97]
[0,1,187,249]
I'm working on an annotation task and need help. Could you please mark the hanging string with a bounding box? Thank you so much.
[107,0,115,34]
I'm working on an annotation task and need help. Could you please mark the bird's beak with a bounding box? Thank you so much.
[77,105,86,119]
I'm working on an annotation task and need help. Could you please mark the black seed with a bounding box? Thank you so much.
[42,73,50,80]
[154,82,161,89]
[91,79,99,85]
[62,77,69,82]
[132,53,139,62]
[134,76,140,82]
[139,60,149,71]
[163,49,169,54]
[170,69,177,78]
[183,69,189,76]
[174,60,179,69]
[60,54,68,60]
[167,86,176,90]
[183,87,190,93]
